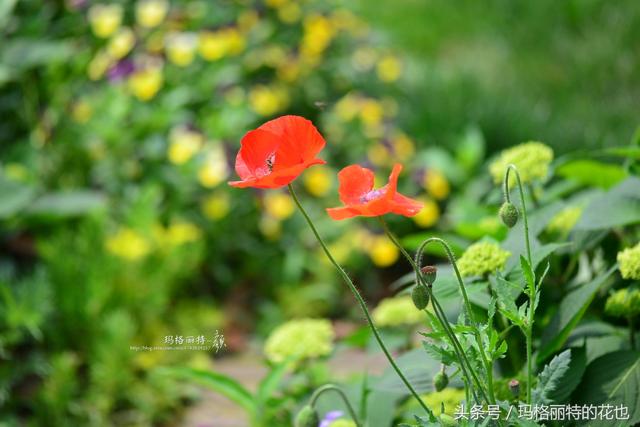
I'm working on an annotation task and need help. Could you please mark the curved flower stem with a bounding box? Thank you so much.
[287,184,430,414]
[377,218,489,405]
[413,235,497,405]
[503,164,534,404]
[310,384,362,427]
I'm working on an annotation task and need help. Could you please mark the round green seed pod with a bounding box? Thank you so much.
[433,371,449,392]
[499,202,519,228]
[439,413,458,427]
[294,405,319,427]
[411,285,430,310]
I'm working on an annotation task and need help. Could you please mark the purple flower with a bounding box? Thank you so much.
[107,59,135,82]
[320,411,343,427]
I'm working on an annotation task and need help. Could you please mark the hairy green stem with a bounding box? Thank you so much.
[287,184,430,414]
[413,235,497,405]
[378,218,489,404]
[503,164,534,403]
[310,384,362,427]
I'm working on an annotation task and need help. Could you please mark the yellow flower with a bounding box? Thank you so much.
[87,50,114,81]
[106,228,151,261]
[198,146,229,188]
[276,58,301,82]
[303,166,332,197]
[605,287,640,318]
[156,221,202,247]
[422,388,466,416]
[237,10,259,33]
[489,141,554,185]
[351,47,377,72]
[201,192,230,220]
[71,100,93,123]
[199,31,227,61]
[165,32,198,67]
[617,242,640,280]
[359,99,384,127]
[88,4,123,38]
[373,296,423,327]
[107,27,136,59]
[265,0,287,7]
[413,198,440,228]
[457,241,511,277]
[136,0,169,28]
[264,192,294,220]
[264,318,334,364]
[334,94,360,122]
[391,132,415,160]
[376,54,402,82]
[259,215,282,240]
[300,14,335,59]
[249,85,289,116]
[424,169,450,200]
[330,421,357,427]
[167,126,203,165]
[278,2,301,24]
[368,235,399,267]
[128,66,163,101]
[222,27,246,56]
[546,206,583,235]
[367,144,389,167]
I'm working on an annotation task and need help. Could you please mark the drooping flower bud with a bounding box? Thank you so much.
[433,370,449,392]
[411,285,430,310]
[295,405,319,427]
[508,379,520,397]
[420,265,437,286]
[499,202,519,228]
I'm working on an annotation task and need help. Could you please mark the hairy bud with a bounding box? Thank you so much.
[508,379,520,397]
[420,265,437,286]
[499,202,519,228]
[411,285,430,310]
[294,405,319,427]
[433,371,449,392]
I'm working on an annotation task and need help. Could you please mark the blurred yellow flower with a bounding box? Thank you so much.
[167,126,203,165]
[373,296,422,327]
[87,50,113,81]
[335,94,360,122]
[156,221,202,247]
[368,235,399,267]
[224,86,245,106]
[303,166,333,197]
[300,14,335,59]
[249,85,289,116]
[223,28,246,55]
[201,192,230,220]
[165,32,198,67]
[265,0,287,7]
[360,99,384,127]
[264,318,334,363]
[376,54,402,82]
[351,47,377,72]
[264,192,294,220]
[259,215,282,240]
[278,2,301,24]
[106,228,151,261]
[276,58,301,82]
[3,163,29,182]
[129,66,163,101]
[367,144,389,167]
[107,27,136,59]
[546,206,583,235]
[391,132,415,160]
[424,169,450,200]
[136,0,169,28]
[198,146,229,188]
[71,100,93,123]
[413,198,440,228]
[88,4,123,38]
[489,141,554,185]
[237,9,259,33]
[423,388,466,416]
[199,28,245,61]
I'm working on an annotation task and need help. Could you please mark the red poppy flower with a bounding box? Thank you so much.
[228,115,326,189]
[326,163,423,220]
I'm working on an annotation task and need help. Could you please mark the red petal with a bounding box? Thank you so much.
[260,116,326,171]
[235,129,280,180]
[337,165,375,205]
[391,193,424,217]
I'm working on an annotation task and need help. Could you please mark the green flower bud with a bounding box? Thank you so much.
[499,202,519,228]
[411,284,430,310]
[294,405,319,427]
[433,371,449,392]
[421,265,437,286]
[439,413,458,427]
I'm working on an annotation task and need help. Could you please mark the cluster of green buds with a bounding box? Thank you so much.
[411,265,436,310]
[605,287,640,318]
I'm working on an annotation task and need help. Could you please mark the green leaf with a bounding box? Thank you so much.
[492,275,522,326]
[26,190,106,218]
[556,159,628,189]
[520,256,535,293]
[160,367,255,414]
[548,346,586,403]
[575,177,640,230]
[538,267,616,364]
[574,350,640,426]
[532,349,572,404]
[374,348,443,394]
[256,361,290,407]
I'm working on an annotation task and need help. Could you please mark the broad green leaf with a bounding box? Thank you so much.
[575,177,640,230]
[374,348,444,394]
[0,178,36,219]
[492,276,522,326]
[574,350,640,426]
[532,350,571,404]
[556,159,628,189]
[538,267,616,363]
[548,346,586,403]
[160,367,255,414]
[26,190,106,218]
